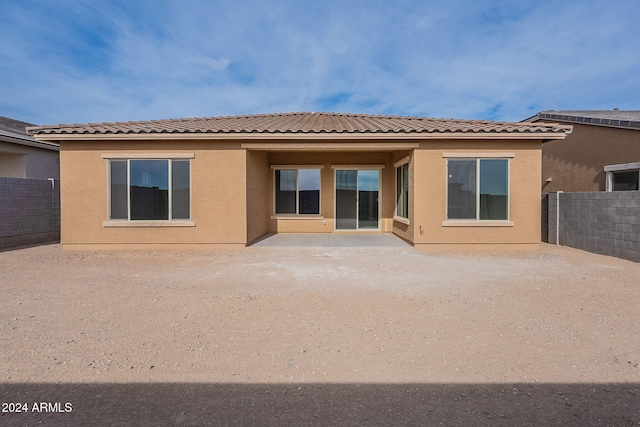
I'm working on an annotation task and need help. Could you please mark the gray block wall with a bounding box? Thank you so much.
[0,177,60,250]
[545,191,640,262]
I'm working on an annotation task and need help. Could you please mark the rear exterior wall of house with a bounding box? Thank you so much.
[60,140,247,250]
[59,138,543,250]
[263,151,396,234]
[412,140,542,251]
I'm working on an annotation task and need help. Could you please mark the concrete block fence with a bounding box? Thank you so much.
[0,177,60,250]
[545,191,640,262]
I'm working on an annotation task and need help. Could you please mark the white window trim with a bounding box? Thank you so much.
[103,220,195,227]
[604,162,640,192]
[393,156,411,168]
[442,152,515,158]
[273,167,322,216]
[331,164,385,169]
[270,215,324,220]
[106,158,192,224]
[393,215,410,225]
[444,157,511,223]
[442,220,514,227]
[102,153,195,159]
[271,164,324,169]
[603,161,640,172]
[394,159,410,222]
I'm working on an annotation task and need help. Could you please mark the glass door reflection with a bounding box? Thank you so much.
[335,169,379,230]
[357,170,379,229]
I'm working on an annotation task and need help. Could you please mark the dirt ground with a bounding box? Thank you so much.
[0,243,639,426]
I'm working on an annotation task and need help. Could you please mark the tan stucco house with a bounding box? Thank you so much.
[524,110,640,193]
[27,112,571,251]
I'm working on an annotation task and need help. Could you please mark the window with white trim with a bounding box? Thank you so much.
[274,168,321,215]
[604,162,640,191]
[447,158,509,220]
[395,162,409,219]
[109,159,190,220]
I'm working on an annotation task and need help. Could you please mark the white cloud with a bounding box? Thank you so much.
[0,0,638,125]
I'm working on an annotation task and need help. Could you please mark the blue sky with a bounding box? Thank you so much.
[1,0,638,125]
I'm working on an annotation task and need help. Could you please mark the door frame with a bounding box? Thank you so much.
[332,165,383,232]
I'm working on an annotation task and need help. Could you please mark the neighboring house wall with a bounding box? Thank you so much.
[0,151,26,177]
[0,118,60,250]
[26,147,59,179]
[0,177,60,249]
[545,191,640,262]
[0,140,60,179]
[539,122,640,193]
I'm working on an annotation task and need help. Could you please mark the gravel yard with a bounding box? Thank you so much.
[1,243,639,425]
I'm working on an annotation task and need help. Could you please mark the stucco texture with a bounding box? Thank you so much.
[60,140,247,249]
[412,140,541,250]
[264,151,396,234]
[541,122,640,193]
[59,138,544,250]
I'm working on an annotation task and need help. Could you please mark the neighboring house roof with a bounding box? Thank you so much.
[523,110,640,130]
[28,112,571,141]
[0,116,59,151]
[0,116,36,135]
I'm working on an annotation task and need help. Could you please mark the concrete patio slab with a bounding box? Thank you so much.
[250,233,411,248]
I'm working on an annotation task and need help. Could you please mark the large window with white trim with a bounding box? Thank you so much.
[109,159,190,220]
[447,158,509,220]
[274,168,321,215]
[395,162,409,219]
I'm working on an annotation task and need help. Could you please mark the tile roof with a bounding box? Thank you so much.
[27,112,571,138]
[525,110,640,130]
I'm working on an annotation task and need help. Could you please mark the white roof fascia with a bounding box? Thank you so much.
[0,130,60,151]
[604,161,640,172]
[31,132,570,142]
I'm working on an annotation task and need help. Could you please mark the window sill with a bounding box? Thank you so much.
[442,220,514,227]
[103,220,195,227]
[271,215,324,220]
[393,216,410,225]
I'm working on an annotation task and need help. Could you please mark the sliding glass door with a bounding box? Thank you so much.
[335,170,358,229]
[335,169,380,230]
